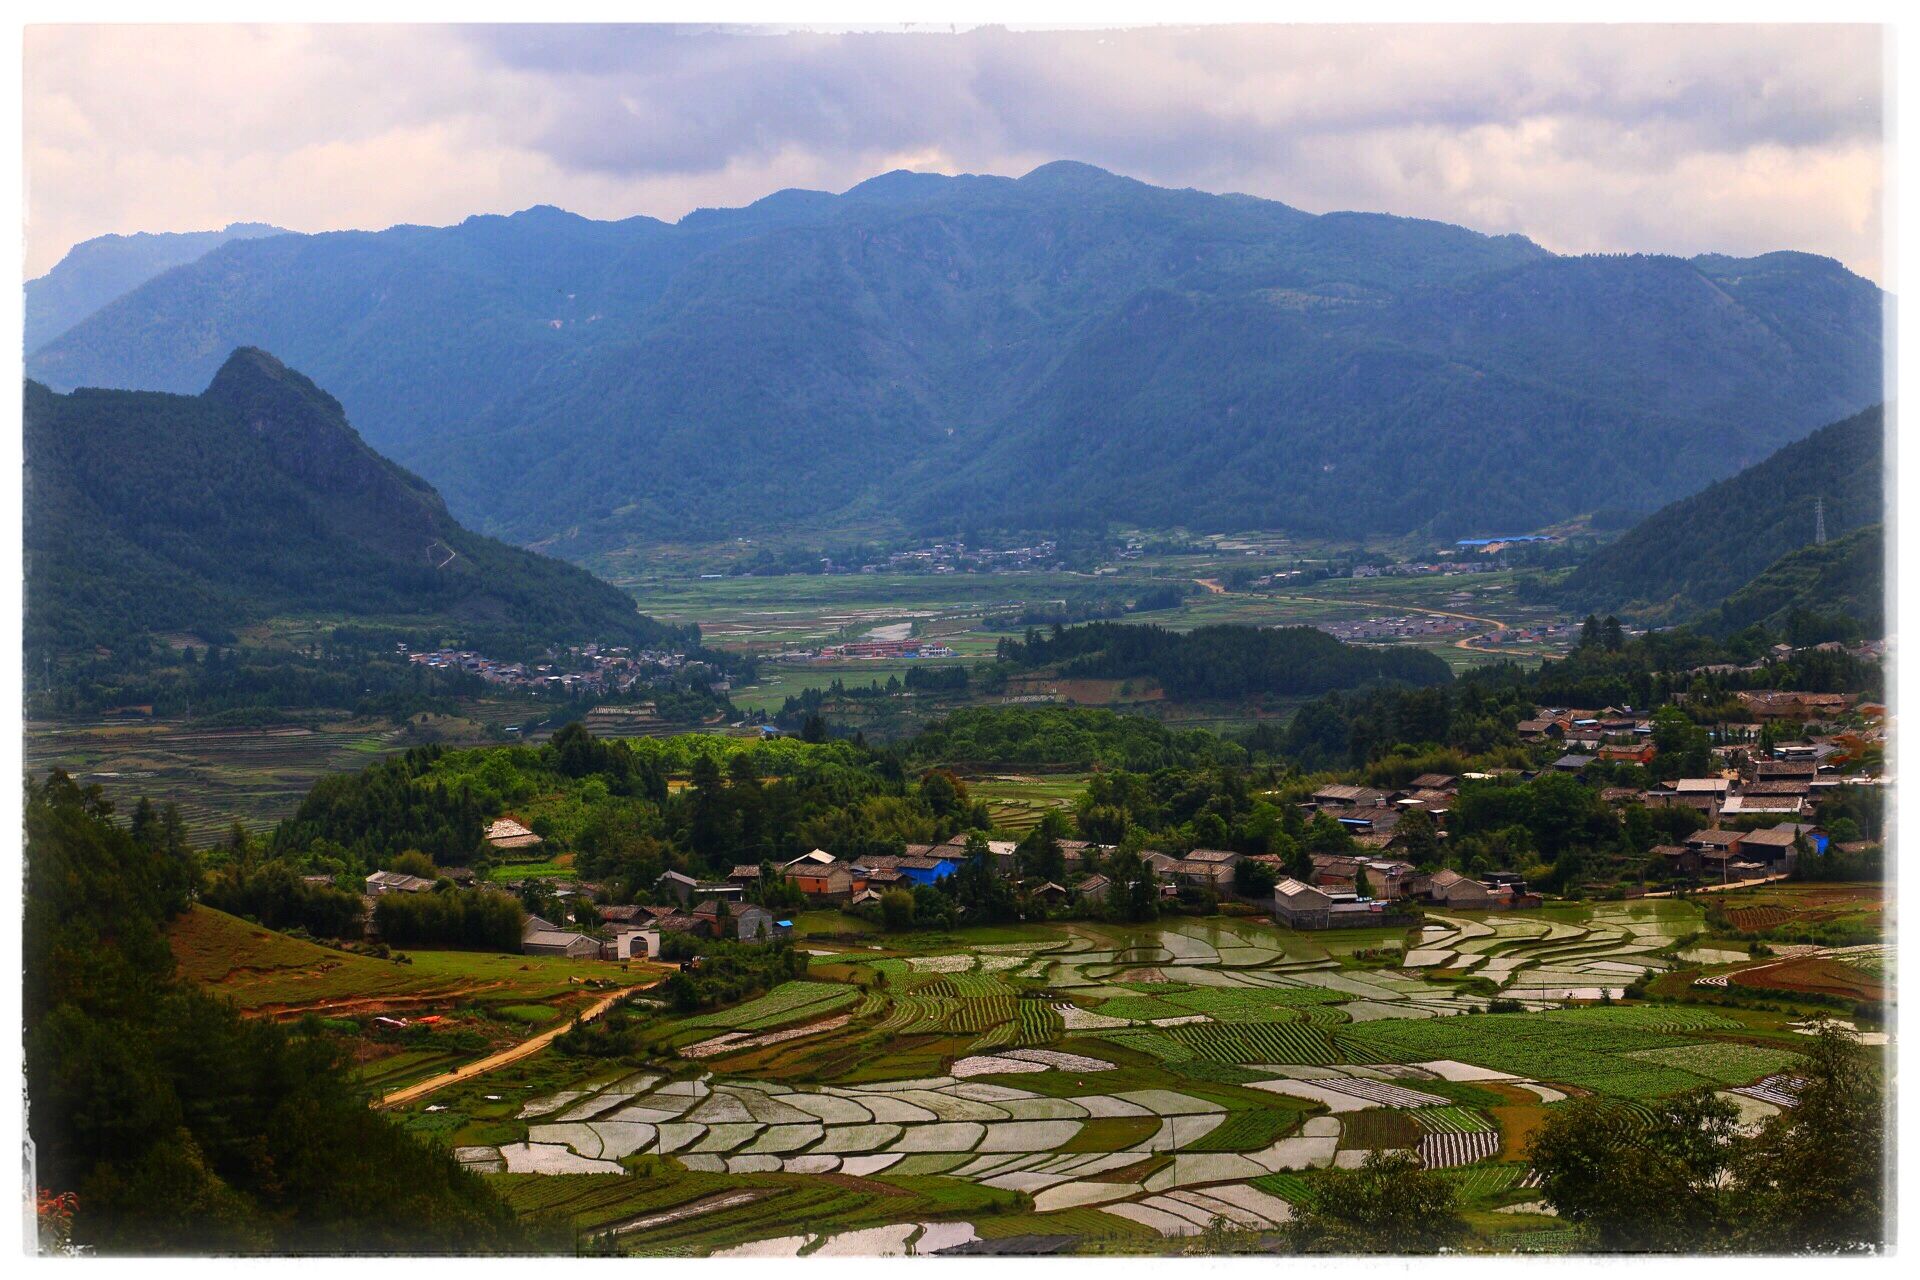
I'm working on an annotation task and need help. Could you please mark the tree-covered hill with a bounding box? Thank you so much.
[25,221,287,354]
[1706,523,1884,640]
[28,162,1882,551]
[1557,406,1884,623]
[25,771,535,1252]
[23,348,685,657]
[997,620,1453,700]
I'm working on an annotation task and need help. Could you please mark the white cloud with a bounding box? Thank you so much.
[23,23,1886,279]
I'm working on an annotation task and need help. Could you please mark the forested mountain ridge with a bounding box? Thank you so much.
[25,220,287,353]
[1557,406,1885,624]
[29,162,1883,550]
[23,348,683,655]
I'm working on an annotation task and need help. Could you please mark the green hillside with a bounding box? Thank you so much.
[1558,406,1884,622]
[1707,523,1884,640]
[28,163,1883,551]
[23,347,684,656]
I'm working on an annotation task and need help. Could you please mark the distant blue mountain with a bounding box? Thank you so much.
[27,163,1883,553]
[26,221,287,352]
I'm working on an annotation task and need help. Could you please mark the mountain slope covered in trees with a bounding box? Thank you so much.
[1558,406,1885,624]
[29,163,1883,551]
[24,348,683,656]
[1706,523,1884,640]
[26,221,287,354]
[24,771,535,1252]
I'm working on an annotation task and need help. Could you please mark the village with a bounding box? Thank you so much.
[337,682,1885,967]
[402,642,706,697]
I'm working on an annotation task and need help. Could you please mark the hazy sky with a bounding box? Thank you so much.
[24,23,1887,280]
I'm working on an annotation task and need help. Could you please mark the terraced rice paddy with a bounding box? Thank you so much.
[26,716,413,843]
[398,906,1884,1254]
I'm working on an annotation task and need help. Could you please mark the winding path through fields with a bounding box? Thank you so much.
[374,983,649,1110]
[1261,590,1516,655]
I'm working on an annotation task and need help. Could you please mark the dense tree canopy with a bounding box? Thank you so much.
[24,771,534,1253]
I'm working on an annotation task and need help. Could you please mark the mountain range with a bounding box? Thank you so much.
[1557,405,1885,627]
[25,221,286,355]
[24,348,683,656]
[28,162,1884,554]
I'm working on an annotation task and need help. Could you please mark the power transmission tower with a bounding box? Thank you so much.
[1814,497,1828,546]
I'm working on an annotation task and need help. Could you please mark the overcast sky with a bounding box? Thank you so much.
[23,23,1888,280]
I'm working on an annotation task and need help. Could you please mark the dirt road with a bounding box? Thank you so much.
[1270,592,1515,655]
[374,983,647,1110]
[1643,874,1792,899]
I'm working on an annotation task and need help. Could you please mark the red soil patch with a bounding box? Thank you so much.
[1726,906,1796,931]
[1732,956,1884,1002]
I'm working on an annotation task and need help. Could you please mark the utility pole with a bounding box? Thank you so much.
[1814,497,1827,546]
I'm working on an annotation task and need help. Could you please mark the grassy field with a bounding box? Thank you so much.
[677,557,1575,737]
[168,905,653,1014]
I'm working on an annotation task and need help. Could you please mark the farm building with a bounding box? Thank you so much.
[986,840,1019,877]
[898,856,959,886]
[1166,859,1231,891]
[1174,848,1242,889]
[365,870,434,897]
[1311,784,1389,809]
[1335,806,1402,834]
[1272,878,1333,928]
[1685,829,1745,857]
[734,904,776,942]
[1424,869,1493,908]
[1734,824,1826,870]
[1652,844,1701,877]
[1721,795,1811,819]
[523,927,600,958]
[656,870,701,904]
[790,861,856,903]
[1030,881,1069,907]
[1076,873,1112,905]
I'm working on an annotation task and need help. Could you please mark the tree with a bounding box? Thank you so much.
[391,849,438,880]
[1394,806,1441,867]
[1731,1024,1885,1252]
[1527,1089,1739,1250]
[1283,1149,1469,1253]
[25,771,532,1253]
[879,889,916,932]
[1602,615,1626,651]
[1018,813,1068,883]
[1233,857,1278,899]
[1353,864,1373,899]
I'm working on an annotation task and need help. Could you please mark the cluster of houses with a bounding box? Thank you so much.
[352,680,1880,958]
[1261,772,1543,929]
[1650,823,1830,884]
[1521,694,1878,783]
[812,639,959,660]
[401,641,696,697]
